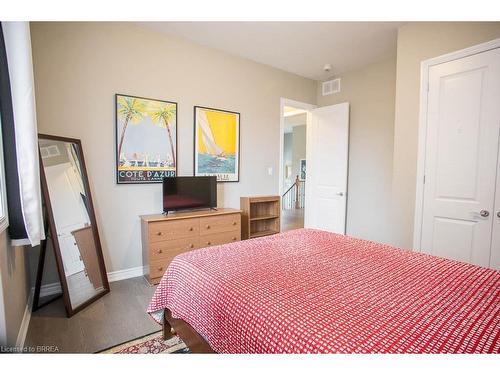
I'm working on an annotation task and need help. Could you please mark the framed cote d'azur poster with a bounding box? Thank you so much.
[194,106,240,182]
[115,94,177,184]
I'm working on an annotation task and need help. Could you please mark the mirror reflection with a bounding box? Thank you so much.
[39,138,106,310]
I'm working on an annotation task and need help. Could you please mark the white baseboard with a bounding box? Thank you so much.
[28,266,145,299]
[39,282,62,298]
[27,282,63,300]
[33,266,146,296]
[16,288,33,349]
[107,265,145,282]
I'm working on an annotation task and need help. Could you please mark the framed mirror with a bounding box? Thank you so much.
[37,134,109,316]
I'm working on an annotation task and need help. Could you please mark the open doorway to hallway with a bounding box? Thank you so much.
[280,98,349,235]
[280,104,308,232]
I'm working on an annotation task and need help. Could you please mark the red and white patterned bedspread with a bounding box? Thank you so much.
[147,229,500,353]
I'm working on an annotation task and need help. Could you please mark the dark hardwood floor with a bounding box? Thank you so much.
[281,208,304,232]
[24,276,159,353]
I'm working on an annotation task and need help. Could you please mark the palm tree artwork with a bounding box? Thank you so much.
[148,103,177,167]
[117,96,146,161]
[116,94,177,183]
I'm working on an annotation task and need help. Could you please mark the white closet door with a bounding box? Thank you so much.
[490,149,500,269]
[420,47,500,268]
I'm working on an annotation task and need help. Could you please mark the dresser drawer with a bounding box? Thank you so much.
[199,230,241,248]
[200,214,240,235]
[149,258,172,279]
[149,218,199,243]
[149,237,200,261]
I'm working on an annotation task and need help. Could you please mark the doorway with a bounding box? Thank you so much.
[279,98,350,234]
[280,103,308,231]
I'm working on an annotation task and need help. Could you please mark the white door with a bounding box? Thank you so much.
[420,48,500,268]
[304,103,349,234]
[490,145,500,270]
[45,163,89,276]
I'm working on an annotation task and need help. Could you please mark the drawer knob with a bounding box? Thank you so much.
[206,225,210,229]
[232,237,237,241]
[157,231,163,236]
[157,266,163,271]
[207,241,211,245]
[233,222,237,225]
[189,243,194,248]
[157,249,163,254]
[189,227,194,231]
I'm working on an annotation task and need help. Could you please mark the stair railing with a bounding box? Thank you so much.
[282,175,305,210]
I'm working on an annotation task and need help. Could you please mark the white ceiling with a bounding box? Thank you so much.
[141,22,403,80]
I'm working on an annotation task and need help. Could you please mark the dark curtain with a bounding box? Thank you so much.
[0,22,28,240]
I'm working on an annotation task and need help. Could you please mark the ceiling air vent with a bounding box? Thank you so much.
[322,78,341,96]
[40,145,60,159]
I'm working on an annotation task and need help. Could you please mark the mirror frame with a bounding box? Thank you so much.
[38,133,110,317]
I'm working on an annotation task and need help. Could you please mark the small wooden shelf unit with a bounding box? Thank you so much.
[141,208,242,285]
[240,196,281,240]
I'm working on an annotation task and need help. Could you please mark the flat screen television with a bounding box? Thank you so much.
[163,176,217,213]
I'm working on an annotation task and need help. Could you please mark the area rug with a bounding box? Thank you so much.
[99,331,190,354]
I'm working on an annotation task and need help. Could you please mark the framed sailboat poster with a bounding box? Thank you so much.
[194,106,240,182]
[115,94,177,184]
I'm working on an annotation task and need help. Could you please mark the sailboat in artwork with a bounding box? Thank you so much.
[198,110,227,161]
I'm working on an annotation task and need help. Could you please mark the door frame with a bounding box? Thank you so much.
[279,98,316,196]
[413,37,500,250]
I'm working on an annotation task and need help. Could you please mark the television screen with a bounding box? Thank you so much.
[163,176,217,212]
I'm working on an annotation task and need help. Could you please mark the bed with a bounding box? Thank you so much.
[147,228,500,353]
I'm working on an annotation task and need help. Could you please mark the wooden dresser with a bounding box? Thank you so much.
[141,208,241,284]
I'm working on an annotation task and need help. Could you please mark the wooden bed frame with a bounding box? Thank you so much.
[163,309,215,353]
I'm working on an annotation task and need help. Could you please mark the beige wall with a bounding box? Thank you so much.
[29,21,500,277]
[317,57,396,244]
[390,22,500,249]
[0,231,29,346]
[30,22,317,273]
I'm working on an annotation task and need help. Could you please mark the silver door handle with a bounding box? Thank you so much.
[497,211,500,218]
[472,210,490,218]
[336,192,344,196]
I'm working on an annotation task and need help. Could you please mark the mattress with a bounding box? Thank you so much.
[147,228,500,353]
